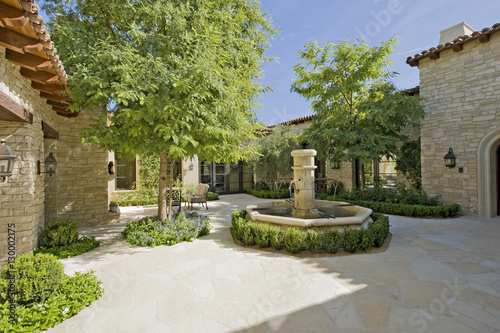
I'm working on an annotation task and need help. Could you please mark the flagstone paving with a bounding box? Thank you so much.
[48,194,500,333]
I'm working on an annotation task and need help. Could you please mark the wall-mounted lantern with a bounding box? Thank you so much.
[444,147,456,168]
[0,140,16,182]
[189,160,194,171]
[331,161,341,169]
[108,161,115,175]
[37,153,57,176]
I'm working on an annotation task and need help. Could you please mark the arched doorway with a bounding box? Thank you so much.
[478,130,500,217]
[497,145,500,215]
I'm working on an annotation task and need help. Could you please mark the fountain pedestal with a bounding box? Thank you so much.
[291,149,317,217]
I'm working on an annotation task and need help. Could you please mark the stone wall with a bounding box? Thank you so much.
[43,111,116,227]
[0,49,116,263]
[418,32,500,215]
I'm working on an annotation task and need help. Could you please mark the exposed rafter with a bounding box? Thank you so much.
[0,0,77,118]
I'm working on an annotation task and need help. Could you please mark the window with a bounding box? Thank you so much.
[115,155,136,190]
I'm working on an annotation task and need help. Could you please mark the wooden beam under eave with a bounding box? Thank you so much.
[57,111,78,118]
[20,67,59,85]
[0,90,33,123]
[52,105,70,113]
[0,2,27,22]
[5,49,52,71]
[47,100,70,109]
[0,26,41,53]
[40,91,71,103]
[42,121,58,139]
[32,82,64,94]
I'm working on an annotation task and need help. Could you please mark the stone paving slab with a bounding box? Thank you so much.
[47,194,500,333]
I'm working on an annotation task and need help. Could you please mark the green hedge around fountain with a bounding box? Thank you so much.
[231,210,390,254]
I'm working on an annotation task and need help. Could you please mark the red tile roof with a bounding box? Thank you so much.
[406,23,500,67]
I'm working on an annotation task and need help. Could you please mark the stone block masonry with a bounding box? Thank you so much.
[0,49,116,263]
[418,31,500,216]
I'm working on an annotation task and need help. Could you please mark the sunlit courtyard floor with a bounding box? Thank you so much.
[48,194,500,333]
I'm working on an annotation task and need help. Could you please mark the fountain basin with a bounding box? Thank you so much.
[246,200,372,230]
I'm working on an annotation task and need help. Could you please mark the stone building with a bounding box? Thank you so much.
[0,0,116,262]
[407,22,500,217]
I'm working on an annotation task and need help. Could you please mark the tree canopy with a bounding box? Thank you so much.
[42,0,277,218]
[249,125,298,188]
[291,37,424,171]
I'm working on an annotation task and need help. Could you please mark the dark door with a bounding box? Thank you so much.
[497,145,500,215]
[200,161,252,194]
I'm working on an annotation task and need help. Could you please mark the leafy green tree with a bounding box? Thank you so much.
[395,137,422,189]
[42,0,277,219]
[249,125,298,189]
[291,37,424,189]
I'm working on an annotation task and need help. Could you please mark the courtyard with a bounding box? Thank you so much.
[47,194,500,333]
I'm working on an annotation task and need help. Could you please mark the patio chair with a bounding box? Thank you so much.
[165,188,182,213]
[184,184,210,210]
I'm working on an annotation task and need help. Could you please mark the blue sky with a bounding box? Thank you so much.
[256,0,500,125]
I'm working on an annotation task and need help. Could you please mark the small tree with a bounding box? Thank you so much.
[43,0,277,219]
[291,37,424,190]
[395,137,422,189]
[249,125,298,190]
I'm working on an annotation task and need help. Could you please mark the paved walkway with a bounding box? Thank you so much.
[48,194,500,333]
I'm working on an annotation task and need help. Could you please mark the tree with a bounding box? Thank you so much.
[395,137,422,189]
[249,125,298,189]
[291,37,424,189]
[42,0,277,219]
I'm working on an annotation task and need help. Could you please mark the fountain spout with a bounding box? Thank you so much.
[289,179,301,194]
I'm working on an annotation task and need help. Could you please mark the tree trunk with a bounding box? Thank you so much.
[158,150,169,221]
[167,159,175,219]
[360,163,366,191]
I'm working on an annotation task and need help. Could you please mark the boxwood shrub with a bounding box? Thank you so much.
[231,210,391,254]
[0,253,64,305]
[0,268,103,332]
[40,220,79,248]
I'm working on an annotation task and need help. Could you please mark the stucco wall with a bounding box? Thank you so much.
[418,32,500,215]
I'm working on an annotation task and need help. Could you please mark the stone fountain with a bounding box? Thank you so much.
[246,149,372,230]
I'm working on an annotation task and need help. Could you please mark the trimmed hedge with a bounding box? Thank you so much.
[247,188,290,199]
[349,200,461,218]
[316,193,460,218]
[231,210,390,254]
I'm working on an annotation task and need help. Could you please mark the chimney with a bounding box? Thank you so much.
[439,22,475,45]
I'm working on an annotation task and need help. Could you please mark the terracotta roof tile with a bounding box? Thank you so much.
[406,22,500,67]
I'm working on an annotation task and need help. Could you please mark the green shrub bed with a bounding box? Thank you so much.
[35,236,100,259]
[0,253,103,332]
[247,188,290,199]
[34,220,100,259]
[231,210,390,255]
[122,212,212,247]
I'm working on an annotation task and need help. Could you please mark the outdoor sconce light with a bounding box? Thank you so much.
[331,161,341,169]
[0,140,16,182]
[108,161,115,175]
[444,147,456,168]
[37,153,57,176]
[189,161,194,171]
